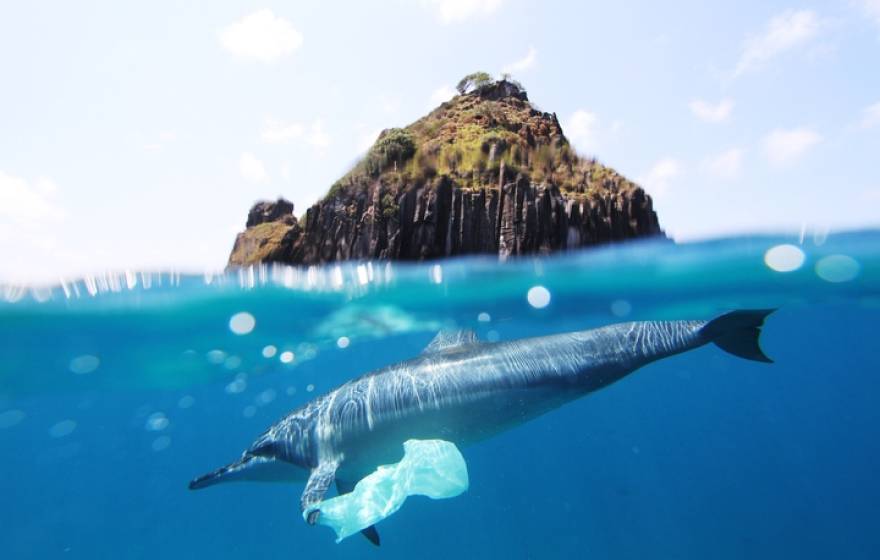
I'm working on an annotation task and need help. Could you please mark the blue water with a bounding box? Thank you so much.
[1,233,879,559]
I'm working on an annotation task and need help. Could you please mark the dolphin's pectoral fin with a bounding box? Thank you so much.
[336,479,381,546]
[301,459,339,525]
[423,329,479,354]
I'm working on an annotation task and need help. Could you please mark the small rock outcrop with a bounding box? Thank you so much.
[228,75,664,267]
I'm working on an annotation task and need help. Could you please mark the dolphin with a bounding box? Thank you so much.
[189,309,774,545]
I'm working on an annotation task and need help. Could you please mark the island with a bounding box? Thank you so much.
[228,73,663,267]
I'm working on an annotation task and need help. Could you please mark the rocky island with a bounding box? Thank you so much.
[228,74,663,267]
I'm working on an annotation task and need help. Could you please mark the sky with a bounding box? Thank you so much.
[1,0,879,284]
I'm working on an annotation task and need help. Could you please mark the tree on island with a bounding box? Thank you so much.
[455,71,493,95]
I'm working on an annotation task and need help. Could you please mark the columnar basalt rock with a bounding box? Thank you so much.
[228,177,661,267]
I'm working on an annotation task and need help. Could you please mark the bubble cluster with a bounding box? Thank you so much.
[815,255,860,283]
[145,412,169,431]
[256,389,277,406]
[527,286,551,309]
[69,355,100,375]
[225,375,248,394]
[262,345,277,358]
[223,355,242,370]
[611,299,632,317]
[206,350,227,364]
[49,419,77,438]
[280,351,295,364]
[229,312,256,335]
[0,409,25,429]
[764,244,805,272]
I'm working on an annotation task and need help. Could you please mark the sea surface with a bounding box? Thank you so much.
[1,232,879,559]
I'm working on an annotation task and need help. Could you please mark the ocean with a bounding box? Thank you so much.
[1,232,878,559]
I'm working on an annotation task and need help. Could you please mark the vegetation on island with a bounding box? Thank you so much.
[325,73,642,208]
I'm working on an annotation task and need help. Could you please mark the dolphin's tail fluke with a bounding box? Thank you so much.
[701,309,775,363]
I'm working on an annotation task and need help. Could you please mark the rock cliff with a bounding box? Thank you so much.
[228,77,663,267]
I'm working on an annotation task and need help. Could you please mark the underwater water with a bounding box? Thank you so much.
[1,232,879,559]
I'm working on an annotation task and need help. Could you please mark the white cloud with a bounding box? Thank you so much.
[762,127,822,165]
[239,152,268,183]
[857,0,880,28]
[429,85,457,108]
[565,110,600,154]
[637,158,681,196]
[423,0,503,23]
[689,98,734,123]
[502,46,537,74]
[308,120,331,150]
[218,10,303,63]
[735,10,821,76]
[0,171,65,226]
[143,130,178,152]
[861,101,880,128]
[261,119,305,143]
[703,148,744,180]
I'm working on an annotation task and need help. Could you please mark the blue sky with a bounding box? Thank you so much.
[1,0,878,283]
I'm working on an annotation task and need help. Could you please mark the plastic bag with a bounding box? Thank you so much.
[304,439,469,542]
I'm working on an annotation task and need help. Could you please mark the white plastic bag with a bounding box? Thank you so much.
[304,439,469,542]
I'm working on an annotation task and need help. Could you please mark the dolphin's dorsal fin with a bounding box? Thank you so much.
[423,329,479,354]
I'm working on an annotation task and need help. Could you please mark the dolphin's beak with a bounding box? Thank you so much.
[188,455,259,490]
[189,453,302,489]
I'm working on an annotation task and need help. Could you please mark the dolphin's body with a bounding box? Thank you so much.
[190,310,774,545]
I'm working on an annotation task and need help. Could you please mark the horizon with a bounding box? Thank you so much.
[2,1,879,284]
